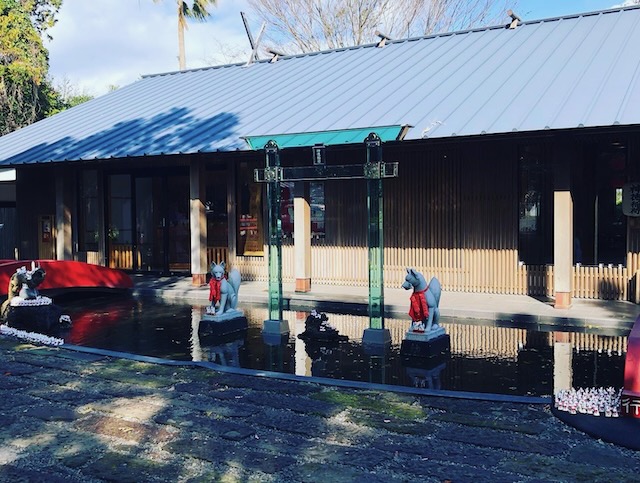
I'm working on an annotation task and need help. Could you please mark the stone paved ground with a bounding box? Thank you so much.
[2,336,640,482]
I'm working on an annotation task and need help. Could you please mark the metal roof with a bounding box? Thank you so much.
[1,5,640,165]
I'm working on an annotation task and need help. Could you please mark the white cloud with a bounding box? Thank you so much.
[47,0,254,96]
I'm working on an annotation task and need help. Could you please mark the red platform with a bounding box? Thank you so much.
[622,313,640,417]
[0,260,132,297]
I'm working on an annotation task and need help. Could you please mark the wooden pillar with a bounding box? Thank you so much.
[294,182,311,292]
[189,159,207,286]
[55,169,73,260]
[554,144,573,309]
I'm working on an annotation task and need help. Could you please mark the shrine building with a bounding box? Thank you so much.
[1,5,640,308]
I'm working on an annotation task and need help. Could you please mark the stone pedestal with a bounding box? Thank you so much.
[263,319,290,336]
[192,273,207,286]
[263,332,289,346]
[400,332,450,362]
[404,326,446,341]
[295,278,311,292]
[6,303,63,334]
[200,310,248,337]
[554,291,572,309]
[362,328,391,355]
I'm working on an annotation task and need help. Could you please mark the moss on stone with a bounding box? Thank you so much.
[311,389,424,420]
[85,366,174,388]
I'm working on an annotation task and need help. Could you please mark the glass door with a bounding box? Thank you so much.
[595,143,626,265]
[107,174,134,269]
[108,171,190,274]
[135,176,164,271]
[166,175,190,272]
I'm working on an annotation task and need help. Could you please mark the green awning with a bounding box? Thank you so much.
[243,125,409,150]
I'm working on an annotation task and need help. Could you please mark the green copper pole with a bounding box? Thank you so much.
[265,140,283,322]
[365,133,384,330]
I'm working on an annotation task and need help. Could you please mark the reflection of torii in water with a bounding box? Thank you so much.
[189,308,244,366]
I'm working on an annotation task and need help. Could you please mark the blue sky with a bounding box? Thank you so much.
[47,0,635,97]
[518,0,632,18]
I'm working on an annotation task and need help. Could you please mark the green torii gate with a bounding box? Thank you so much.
[254,133,398,345]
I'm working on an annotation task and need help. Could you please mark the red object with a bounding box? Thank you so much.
[0,260,132,297]
[209,278,222,304]
[408,287,429,321]
[622,314,640,417]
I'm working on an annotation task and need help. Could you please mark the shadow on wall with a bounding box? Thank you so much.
[599,278,624,301]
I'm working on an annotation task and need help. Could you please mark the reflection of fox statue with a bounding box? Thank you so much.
[208,262,241,315]
[402,268,441,333]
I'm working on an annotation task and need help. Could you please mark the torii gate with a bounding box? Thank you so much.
[254,133,398,346]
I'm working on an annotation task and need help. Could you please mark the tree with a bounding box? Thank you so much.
[155,0,218,70]
[45,76,94,115]
[0,0,62,135]
[247,0,517,54]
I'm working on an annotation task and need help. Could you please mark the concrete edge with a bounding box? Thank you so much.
[132,288,634,332]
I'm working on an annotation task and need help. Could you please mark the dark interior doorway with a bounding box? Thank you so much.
[106,169,189,274]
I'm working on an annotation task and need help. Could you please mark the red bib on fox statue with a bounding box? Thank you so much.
[408,287,429,322]
[209,278,222,305]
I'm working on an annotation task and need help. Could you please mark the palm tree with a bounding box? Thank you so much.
[156,0,218,70]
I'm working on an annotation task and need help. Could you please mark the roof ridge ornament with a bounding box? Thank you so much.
[242,12,266,66]
[267,48,285,63]
[507,9,521,29]
[375,30,392,48]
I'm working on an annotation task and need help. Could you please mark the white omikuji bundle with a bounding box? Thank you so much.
[554,387,622,417]
[0,324,64,346]
[9,295,53,307]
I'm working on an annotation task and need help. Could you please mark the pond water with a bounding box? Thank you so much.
[53,294,628,398]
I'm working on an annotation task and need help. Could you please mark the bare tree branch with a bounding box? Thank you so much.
[247,0,517,54]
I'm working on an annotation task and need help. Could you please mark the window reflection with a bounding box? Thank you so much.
[280,181,325,239]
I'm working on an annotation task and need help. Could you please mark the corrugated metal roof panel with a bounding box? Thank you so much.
[2,6,640,165]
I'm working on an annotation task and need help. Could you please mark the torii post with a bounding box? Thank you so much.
[255,133,397,346]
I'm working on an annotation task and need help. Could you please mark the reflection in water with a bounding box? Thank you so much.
[57,295,628,397]
[406,362,446,390]
[402,350,449,390]
[190,307,203,362]
[368,354,390,385]
[553,332,573,393]
[189,306,246,366]
[201,337,245,367]
[294,312,310,377]
[262,333,290,372]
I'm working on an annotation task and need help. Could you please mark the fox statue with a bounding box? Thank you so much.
[208,262,241,316]
[401,268,441,333]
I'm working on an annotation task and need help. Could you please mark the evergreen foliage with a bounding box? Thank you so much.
[0,0,62,135]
